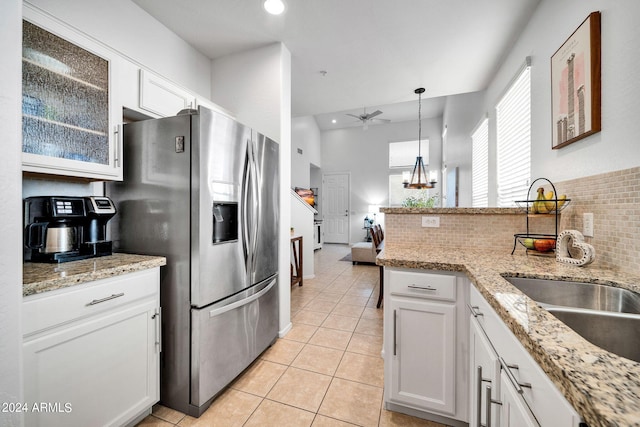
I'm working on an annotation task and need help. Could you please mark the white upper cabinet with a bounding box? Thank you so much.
[139,69,233,119]
[138,69,197,118]
[22,5,123,181]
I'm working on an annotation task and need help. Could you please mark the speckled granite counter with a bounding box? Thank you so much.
[23,253,167,297]
[377,245,640,427]
[380,207,522,215]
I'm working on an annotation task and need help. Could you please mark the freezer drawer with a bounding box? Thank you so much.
[190,277,278,412]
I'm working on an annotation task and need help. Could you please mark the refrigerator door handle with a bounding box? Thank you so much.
[208,278,277,318]
[248,138,260,279]
[241,138,260,281]
[241,144,251,270]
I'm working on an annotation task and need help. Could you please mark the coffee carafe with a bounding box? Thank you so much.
[24,196,117,263]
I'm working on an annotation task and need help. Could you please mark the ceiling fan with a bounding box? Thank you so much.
[346,108,390,130]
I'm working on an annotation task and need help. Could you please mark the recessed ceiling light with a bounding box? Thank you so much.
[331,119,337,124]
[263,0,285,15]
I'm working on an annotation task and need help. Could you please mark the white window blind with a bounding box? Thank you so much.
[471,118,489,207]
[496,66,531,207]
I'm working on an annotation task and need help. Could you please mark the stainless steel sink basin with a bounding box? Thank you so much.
[504,277,640,362]
[505,277,640,315]
[546,307,640,363]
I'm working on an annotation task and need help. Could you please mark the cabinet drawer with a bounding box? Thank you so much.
[23,268,159,336]
[389,270,456,301]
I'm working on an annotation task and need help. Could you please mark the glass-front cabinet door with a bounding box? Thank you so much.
[22,8,122,180]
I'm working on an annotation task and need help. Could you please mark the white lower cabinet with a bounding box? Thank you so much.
[499,371,539,427]
[469,285,582,427]
[469,319,501,427]
[23,268,161,427]
[389,297,456,413]
[384,268,468,425]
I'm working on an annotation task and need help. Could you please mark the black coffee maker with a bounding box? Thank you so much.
[24,196,117,263]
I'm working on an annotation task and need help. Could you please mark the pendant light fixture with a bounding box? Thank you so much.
[403,88,437,189]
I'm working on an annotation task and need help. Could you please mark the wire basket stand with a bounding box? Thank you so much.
[511,177,571,255]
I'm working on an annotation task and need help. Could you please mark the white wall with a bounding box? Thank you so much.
[0,1,24,425]
[291,116,322,189]
[462,0,640,194]
[210,43,288,142]
[321,118,442,243]
[442,91,486,207]
[211,43,293,336]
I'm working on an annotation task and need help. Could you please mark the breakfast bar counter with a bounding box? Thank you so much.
[377,245,640,427]
[23,253,167,297]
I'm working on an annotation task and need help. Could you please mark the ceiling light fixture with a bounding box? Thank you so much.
[263,0,285,15]
[403,88,437,189]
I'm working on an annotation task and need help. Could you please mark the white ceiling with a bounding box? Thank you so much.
[133,0,540,129]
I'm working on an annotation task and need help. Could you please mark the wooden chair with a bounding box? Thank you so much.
[374,224,384,243]
[372,225,385,309]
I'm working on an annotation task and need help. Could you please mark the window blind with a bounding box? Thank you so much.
[471,118,489,207]
[496,66,531,207]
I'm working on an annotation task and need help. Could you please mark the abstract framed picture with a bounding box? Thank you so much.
[551,11,601,149]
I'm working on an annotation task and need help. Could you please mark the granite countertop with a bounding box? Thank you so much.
[23,253,167,297]
[377,245,640,427]
[380,207,522,214]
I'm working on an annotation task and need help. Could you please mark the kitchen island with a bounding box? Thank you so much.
[378,245,640,427]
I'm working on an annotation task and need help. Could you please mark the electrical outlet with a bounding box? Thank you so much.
[422,216,440,228]
[583,213,594,237]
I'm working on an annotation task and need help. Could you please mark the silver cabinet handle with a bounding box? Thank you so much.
[408,284,436,291]
[485,385,502,427]
[393,309,398,356]
[86,292,124,306]
[476,366,492,427]
[152,308,162,352]
[500,357,532,394]
[113,124,121,168]
[476,366,483,427]
[468,304,484,317]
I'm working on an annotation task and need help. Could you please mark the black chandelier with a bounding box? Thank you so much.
[403,88,437,189]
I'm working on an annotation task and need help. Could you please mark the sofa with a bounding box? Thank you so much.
[351,225,384,264]
[350,241,378,264]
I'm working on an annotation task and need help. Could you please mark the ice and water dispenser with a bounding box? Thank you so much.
[212,202,238,244]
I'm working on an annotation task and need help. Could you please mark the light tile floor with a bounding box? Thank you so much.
[137,244,448,427]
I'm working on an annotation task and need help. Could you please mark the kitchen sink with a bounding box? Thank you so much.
[545,307,640,363]
[505,277,640,315]
[504,277,640,362]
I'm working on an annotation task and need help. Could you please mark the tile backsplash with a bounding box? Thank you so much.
[383,166,640,275]
[384,209,556,254]
[554,166,640,274]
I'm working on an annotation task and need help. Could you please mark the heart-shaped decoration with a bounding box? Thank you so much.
[556,230,595,266]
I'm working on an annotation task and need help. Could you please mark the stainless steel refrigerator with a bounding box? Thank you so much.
[108,106,279,416]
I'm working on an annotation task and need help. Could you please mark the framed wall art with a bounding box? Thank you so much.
[551,11,601,149]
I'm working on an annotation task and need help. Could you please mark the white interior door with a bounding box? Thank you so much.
[322,173,350,243]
